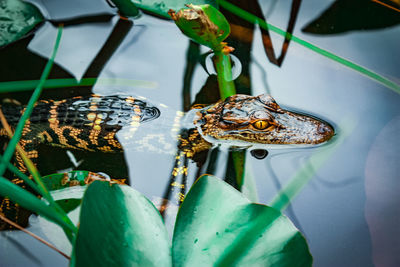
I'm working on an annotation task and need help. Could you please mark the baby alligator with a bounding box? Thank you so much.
[0,93,334,228]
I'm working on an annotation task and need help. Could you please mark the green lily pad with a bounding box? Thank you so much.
[71,181,171,267]
[172,175,313,266]
[0,0,44,47]
[68,174,311,266]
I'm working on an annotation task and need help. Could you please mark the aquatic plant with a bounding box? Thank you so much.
[169,4,235,99]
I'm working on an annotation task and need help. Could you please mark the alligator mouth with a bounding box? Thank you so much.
[271,110,334,144]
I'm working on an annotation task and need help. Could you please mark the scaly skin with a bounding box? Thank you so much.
[0,93,334,229]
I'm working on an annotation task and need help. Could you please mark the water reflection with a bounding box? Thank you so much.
[250,149,268,159]
[204,53,242,80]
[302,0,400,34]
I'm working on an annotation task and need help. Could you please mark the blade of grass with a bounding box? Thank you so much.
[0,78,157,93]
[217,0,400,94]
[0,25,63,177]
[0,25,77,241]
[0,108,77,237]
[0,176,75,233]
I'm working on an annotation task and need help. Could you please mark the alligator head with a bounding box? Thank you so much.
[194,94,334,146]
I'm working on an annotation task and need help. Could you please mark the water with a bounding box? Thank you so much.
[0,0,399,266]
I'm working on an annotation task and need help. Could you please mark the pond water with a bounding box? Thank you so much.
[0,0,399,266]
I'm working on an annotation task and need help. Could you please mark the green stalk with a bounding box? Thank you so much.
[0,25,63,177]
[213,51,236,99]
[0,78,156,93]
[0,25,77,240]
[231,150,245,188]
[0,176,76,233]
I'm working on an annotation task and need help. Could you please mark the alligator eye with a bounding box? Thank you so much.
[252,120,269,130]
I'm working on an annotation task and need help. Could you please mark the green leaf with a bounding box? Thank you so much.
[130,0,217,18]
[0,77,157,93]
[172,175,312,266]
[71,181,171,267]
[108,0,139,17]
[0,0,44,47]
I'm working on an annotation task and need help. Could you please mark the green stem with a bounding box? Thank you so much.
[0,78,156,93]
[232,150,245,189]
[213,51,236,99]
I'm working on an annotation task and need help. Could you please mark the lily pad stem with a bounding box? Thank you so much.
[213,50,236,99]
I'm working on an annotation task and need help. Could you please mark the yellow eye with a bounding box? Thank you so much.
[253,120,269,130]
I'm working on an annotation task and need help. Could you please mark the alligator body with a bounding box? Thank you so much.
[0,93,334,229]
[1,95,160,153]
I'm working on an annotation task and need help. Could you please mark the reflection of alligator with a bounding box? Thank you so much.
[0,93,334,229]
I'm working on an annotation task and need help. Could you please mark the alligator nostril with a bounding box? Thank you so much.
[318,125,326,134]
[318,124,334,137]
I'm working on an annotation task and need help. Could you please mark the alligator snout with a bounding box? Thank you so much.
[196,94,335,146]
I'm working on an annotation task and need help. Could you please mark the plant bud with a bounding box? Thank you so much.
[168,4,230,51]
